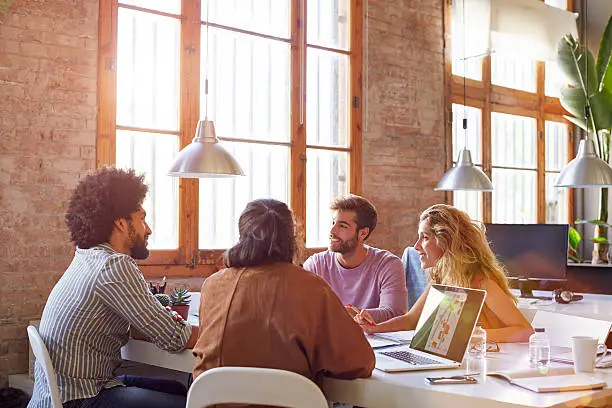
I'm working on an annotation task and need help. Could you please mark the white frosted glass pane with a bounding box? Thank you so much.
[544,0,567,10]
[307,0,349,50]
[545,60,567,97]
[119,0,180,14]
[453,191,483,222]
[306,149,349,247]
[491,113,536,168]
[306,49,349,147]
[452,104,482,164]
[451,0,483,80]
[491,54,536,92]
[492,168,537,223]
[452,56,483,81]
[199,143,289,249]
[203,0,290,38]
[117,9,180,131]
[545,121,569,171]
[546,173,569,223]
[202,28,290,142]
[116,130,179,249]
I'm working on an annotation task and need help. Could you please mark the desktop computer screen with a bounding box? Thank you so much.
[484,223,569,299]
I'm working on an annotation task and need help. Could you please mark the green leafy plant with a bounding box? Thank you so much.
[169,288,191,306]
[556,16,612,263]
[568,226,582,263]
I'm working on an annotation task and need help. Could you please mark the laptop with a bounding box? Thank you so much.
[375,284,487,372]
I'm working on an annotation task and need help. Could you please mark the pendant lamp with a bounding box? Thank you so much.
[555,0,612,188]
[168,1,244,178]
[436,0,493,191]
[435,146,494,191]
[555,137,612,187]
[168,119,244,178]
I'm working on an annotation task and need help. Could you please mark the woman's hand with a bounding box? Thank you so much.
[354,310,380,334]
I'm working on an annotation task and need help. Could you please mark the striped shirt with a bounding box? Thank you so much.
[27,243,192,408]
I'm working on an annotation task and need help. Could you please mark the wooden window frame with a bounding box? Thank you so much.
[97,0,363,277]
[443,0,574,224]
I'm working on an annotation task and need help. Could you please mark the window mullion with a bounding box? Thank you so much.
[536,61,546,223]
[97,0,118,167]
[349,0,363,195]
[290,0,307,229]
[482,55,493,223]
[179,0,201,266]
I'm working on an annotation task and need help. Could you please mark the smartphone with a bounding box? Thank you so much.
[425,375,478,385]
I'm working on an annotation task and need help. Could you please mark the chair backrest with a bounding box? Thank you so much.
[27,325,62,408]
[186,367,329,408]
[402,247,427,309]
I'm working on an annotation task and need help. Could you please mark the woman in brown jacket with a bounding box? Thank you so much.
[193,198,374,385]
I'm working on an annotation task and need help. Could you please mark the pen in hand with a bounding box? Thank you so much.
[348,304,376,326]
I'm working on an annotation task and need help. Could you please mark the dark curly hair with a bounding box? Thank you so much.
[225,199,297,267]
[66,167,148,248]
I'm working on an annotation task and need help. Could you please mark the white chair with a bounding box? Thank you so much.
[185,366,329,408]
[27,325,62,408]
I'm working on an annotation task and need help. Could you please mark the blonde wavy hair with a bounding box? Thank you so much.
[420,204,516,303]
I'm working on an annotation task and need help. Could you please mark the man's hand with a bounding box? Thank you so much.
[165,306,184,322]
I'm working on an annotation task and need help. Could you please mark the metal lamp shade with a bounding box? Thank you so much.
[555,139,612,188]
[435,149,494,191]
[168,120,245,178]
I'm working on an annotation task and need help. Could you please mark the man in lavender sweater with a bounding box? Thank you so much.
[303,195,408,323]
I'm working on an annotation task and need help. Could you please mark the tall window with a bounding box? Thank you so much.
[448,0,572,224]
[98,0,363,274]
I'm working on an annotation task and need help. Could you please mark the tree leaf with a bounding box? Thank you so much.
[575,219,612,227]
[597,16,612,92]
[590,88,612,131]
[589,236,611,243]
[560,87,586,119]
[568,227,581,249]
[556,34,597,96]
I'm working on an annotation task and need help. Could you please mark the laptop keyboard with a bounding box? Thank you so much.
[381,350,441,366]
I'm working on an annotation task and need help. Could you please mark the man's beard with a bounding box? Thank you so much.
[329,234,358,254]
[127,222,149,260]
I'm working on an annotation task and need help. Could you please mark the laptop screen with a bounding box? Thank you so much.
[410,284,486,363]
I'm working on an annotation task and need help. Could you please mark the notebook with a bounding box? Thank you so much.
[375,284,486,372]
[488,366,607,393]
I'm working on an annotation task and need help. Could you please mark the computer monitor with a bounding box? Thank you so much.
[484,224,569,300]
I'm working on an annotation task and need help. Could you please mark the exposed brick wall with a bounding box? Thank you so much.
[363,0,447,256]
[0,0,98,386]
[0,0,446,386]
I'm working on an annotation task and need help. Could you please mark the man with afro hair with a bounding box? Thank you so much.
[28,167,194,408]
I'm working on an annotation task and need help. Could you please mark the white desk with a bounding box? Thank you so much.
[322,344,612,408]
[516,291,612,323]
[121,340,612,407]
[121,291,612,407]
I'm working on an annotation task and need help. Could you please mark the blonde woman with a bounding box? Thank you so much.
[356,204,533,343]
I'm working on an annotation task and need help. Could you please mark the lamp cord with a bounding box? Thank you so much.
[462,0,468,149]
[204,0,210,120]
[584,0,589,140]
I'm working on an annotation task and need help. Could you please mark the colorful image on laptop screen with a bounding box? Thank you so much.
[410,285,485,362]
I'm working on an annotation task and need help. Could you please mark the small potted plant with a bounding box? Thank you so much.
[169,288,191,319]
